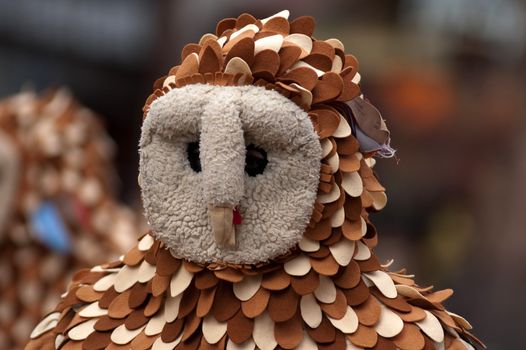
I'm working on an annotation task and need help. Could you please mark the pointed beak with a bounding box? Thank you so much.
[208,205,236,247]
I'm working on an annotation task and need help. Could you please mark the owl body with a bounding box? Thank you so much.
[26,11,483,350]
[26,231,481,350]
[0,90,138,349]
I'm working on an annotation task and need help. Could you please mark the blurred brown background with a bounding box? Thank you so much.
[1,0,525,347]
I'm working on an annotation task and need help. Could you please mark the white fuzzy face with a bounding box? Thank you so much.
[139,84,321,265]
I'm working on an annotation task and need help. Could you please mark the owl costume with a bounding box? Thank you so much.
[26,11,484,350]
[0,90,138,349]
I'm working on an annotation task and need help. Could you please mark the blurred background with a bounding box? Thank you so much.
[0,0,524,347]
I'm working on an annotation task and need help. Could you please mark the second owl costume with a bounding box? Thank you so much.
[26,11,484,350]
[0,90,138,349]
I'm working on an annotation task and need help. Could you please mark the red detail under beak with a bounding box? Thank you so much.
[233,207,243,225]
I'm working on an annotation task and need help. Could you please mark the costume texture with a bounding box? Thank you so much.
[0,90,138,349]
[26,11,484,350]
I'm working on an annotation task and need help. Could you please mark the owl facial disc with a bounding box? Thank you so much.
[139,84,322,265]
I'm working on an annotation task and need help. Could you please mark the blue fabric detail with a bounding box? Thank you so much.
[31,201,72,254]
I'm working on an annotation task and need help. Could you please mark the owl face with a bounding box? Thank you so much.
[139,84,322,264]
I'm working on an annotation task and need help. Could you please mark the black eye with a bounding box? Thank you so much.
[187,142,201,172]
[245,144,267,177]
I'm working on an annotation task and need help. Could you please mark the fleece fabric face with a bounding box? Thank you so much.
[139,84,321,264]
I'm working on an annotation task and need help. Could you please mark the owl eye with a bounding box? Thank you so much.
[245,144,267,177]
[187,142,201,172]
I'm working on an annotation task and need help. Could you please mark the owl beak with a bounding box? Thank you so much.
[208,205,236,247]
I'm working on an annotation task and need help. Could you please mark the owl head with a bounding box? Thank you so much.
[0,90,136,256]
[139,10,393,266]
